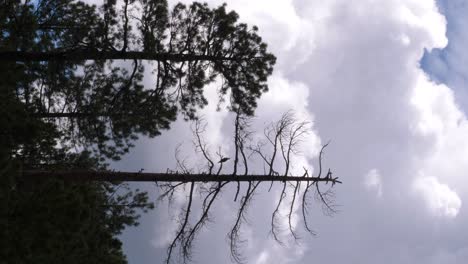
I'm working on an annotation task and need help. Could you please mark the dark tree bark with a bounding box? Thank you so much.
[22,170,341,184]
[0,51,264,62]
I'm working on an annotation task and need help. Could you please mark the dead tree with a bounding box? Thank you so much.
[159,111,340,264]
[22,111,341,264]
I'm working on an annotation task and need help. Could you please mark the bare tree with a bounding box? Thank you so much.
[23,111,341,264]
[158,111,340,264]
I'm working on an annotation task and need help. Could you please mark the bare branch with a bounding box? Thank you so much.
[166,181,195,264]
[270,181,287,244]
[182,181,228,261]
[302,142,333,233]
[228,181,260,264]
[192,118,214,175]
[287,181,300,240]
[233,109,241,176]
[315,170,339,216]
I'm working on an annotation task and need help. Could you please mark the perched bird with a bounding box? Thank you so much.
[218,157,230,163]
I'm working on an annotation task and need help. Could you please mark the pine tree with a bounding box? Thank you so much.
[0,0,276,160]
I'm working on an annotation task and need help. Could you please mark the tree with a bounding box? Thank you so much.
[0,0,276,160]
[1,1,341,263]
[23,111,341,264]
[2,166,154,264]
[0,93,154,263]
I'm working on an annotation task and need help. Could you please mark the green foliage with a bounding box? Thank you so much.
[0,92,153,263]
[0,41,153,264]
[1,176,153,264]
[0,0,275,160]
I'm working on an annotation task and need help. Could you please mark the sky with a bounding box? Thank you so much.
[117,0,468,263]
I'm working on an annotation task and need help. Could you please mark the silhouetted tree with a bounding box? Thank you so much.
[1,1,340,264]
[24,111,341,264]
[0,89,153,263]
[0,0,276,160]
[2,166,154,263]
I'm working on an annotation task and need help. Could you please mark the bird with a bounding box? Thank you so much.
[218,157,230,163]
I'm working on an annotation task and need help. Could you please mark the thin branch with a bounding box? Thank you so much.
[192,119,214,175]
[287,181,300,240]
[166,181,195,264]
[271,181,287,243]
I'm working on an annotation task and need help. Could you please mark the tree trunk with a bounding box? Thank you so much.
[0,51,259,62]
[35,112,95,118]
[22,170,341,184]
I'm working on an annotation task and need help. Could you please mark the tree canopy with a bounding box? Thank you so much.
[1,163,154,264]
[0,93,154,263]
[0,0,276,160]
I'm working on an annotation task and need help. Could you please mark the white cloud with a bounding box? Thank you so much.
[409,76,468,207]
[254,250,269,264]
[364,169,383,198]
[412,175,461,218]
[411,74,464,140]
[197,80,231,151]
[175,0,317,70]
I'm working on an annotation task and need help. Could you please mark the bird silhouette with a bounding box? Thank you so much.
[218,157,230,163]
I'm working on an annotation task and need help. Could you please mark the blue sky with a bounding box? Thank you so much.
[422,0,468,111]
[117,0,468,263]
